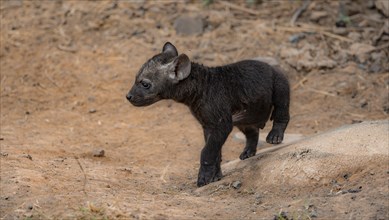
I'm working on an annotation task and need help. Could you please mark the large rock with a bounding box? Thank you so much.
[222,120,388,187]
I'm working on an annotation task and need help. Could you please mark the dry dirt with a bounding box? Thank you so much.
[0,0,388,219]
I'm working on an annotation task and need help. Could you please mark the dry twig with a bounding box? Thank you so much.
[307,87,337,97]
[290,0,311,26]
[276,26,353,43]
[219,1,260,16]
[74,156,88,196]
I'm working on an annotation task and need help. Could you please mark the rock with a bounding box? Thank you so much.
[288,33,305,43]
[369,61,381,73]
[89,108,97,113]
[349,43,376,55]
[347,186,362,193]
[231,180,242,189]
[334,80,357,96]
[22,154,32,160]
[222,120,389,186]
[92,149,105,157]
[349,43,376,63]
[347,32,361,41]
[317,58,337,69]
[174,15,204,35]
[310,11,328,22]
[333,50,349,65]
[332,27,348,35]
[27,204,33,210]
[88,96,96,102]
[367,0,376,9]
[376,0,389,17]
[251,56,279,66]
[232,132,304,145]
[274,211,289,220]
[279,47,300,58]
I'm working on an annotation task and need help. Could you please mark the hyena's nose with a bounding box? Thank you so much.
[126,93,133,101]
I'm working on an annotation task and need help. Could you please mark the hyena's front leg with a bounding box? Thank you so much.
[197,124,232,187]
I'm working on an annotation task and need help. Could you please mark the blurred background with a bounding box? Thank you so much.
[1,0,388,219]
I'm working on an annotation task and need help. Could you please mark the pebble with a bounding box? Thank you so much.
[89,108,97,113]
[22,154,32,160]
[231,180,242,189]
[288,33,305,43]
[27,204,33,210]
[92,149,105,157]
[347,32,361,41]
[310,11,328,22]
[332,27,348,35]
[375,0,389,17]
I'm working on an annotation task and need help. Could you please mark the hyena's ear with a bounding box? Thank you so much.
[168,54,191,82]
[162,42,178,57]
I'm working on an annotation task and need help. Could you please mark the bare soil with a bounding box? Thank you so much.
[1,1,388,219]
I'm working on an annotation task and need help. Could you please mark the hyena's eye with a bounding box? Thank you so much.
[140,81,151,89]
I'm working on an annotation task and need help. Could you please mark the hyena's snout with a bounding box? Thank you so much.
[126,92,133,102]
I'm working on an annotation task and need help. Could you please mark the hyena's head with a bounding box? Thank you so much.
[126,42,191,106]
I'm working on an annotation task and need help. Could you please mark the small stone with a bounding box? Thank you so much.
[349,43,376,55]
[332,27,348,35]
[88,96,96,102]
[92,149,105,157]
[367,0,375,9]
[288,33,305,43]
[349,43,376,63]
[22,154,32,160]
[310,11,328,22]
[89,108,97,113]
[174,15,204,35]
[310,210,318,218]
[231,180,242,189]
[348,186,362,193]
[347,32,361,41]
[359,99,368,108]
[27,204,33,210]
[376,0,389,17]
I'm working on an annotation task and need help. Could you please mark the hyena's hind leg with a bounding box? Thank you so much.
[266,68,290,144]
[238,125,259,160]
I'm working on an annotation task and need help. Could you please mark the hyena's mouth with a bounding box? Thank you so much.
[129,96,160,107]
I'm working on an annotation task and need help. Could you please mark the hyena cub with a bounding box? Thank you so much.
[126,42,290,187]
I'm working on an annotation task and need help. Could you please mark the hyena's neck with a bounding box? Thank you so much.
[167,62,210,106]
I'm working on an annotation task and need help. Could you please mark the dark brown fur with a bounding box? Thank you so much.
[126,42,290,186]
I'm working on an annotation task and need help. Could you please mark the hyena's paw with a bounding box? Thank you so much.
[197,163,222,187]
[239,148,256,160]
[266,129,284,144]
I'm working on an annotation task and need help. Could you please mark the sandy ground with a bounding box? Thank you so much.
[1,0,388,219]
